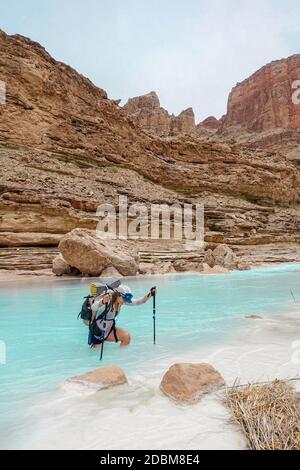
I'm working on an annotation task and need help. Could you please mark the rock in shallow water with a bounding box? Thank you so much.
[64,365,127,392]
[160,363,225,403]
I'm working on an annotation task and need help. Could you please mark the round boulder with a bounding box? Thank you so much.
[160,363,225,403]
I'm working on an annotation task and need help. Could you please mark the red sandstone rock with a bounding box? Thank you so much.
[223,55,300,132]
[197,116,220,131]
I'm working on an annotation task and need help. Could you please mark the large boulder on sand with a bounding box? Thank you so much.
[212,244,237,269]
[59,229,139,276]
[202,244,238,270]
[160,363,225,403]
[64,365,127,392]
[52,254,72,276]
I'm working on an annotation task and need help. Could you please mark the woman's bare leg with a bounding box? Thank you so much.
[107,327,131,346]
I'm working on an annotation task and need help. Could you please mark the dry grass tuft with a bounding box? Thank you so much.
[226,380,300,450]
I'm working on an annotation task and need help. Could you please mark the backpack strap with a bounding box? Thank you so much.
[95,299,112,322]
[89,299,114,341]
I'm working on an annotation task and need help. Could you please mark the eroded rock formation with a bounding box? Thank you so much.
[197,116,221,132]
[123,91,196,136]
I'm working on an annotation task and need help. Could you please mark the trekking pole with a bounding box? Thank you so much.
[153,290,156,345]
[100,336,104,360]
[100,309,107,361]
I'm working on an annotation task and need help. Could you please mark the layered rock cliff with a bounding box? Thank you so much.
[0,30,300,263]
[223,55,300,131]
[221,55,300,161]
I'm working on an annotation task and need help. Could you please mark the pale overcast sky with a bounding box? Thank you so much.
[1,0,300,122]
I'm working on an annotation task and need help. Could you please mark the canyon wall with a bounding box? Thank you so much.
[223,55,300,131]
[0,30,300,255]
[220,55,300,161]
[123,56,300,162]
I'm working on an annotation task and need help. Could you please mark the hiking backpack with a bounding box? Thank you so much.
[78,295,94,321]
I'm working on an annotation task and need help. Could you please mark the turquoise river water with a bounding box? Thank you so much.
[0,264,300,449]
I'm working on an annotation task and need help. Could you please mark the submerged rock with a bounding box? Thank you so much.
[64,365,127,392]
[160,363,225,403]
[245,315,263,319]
